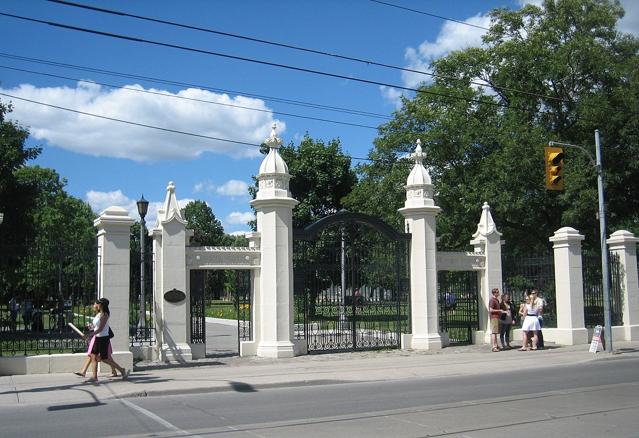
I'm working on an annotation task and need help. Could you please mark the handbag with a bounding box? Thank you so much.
[108,327,115,339]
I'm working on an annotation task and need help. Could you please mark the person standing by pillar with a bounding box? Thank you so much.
[532,288,545,349]
[489,288,507,351]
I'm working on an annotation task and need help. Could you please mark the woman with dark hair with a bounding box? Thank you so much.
[85,298,128,382]
[499,293,516,349]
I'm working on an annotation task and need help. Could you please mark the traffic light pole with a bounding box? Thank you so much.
[549,129,612,353]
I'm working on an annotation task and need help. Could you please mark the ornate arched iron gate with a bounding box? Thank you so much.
[293,211,410,353]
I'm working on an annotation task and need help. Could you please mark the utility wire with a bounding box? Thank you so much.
[369,0,490,30]
[0,65,379,130]
[49,0,570,105]
[0,52,391,120]
[0,91,385,163]
[0,91,263,148]
[0,12,523,112]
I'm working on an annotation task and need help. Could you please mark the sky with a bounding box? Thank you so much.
[0,0,637,234]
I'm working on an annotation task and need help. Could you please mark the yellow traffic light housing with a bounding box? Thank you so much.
[545,146,564,190]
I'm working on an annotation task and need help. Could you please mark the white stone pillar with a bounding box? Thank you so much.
[470,202,503,344]
[549,227,588,344]
[607,230,639,341]
[94,206,135,370]
[249,124,299,358]
[153,181,191,362]
[398,140,442,350]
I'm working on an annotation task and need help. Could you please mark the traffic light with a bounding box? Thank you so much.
[545,146,564,190]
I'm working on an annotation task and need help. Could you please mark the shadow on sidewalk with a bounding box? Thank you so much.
[134,358,227,371]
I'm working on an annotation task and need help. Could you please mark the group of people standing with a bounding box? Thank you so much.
[489,288,545,352]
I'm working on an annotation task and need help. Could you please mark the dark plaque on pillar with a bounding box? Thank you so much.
[164,288,186,303]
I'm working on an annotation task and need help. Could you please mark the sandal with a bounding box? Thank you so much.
[111,370,118,377]
[518,348,528,351]
[492,347,500,352]
[73,372,85,377]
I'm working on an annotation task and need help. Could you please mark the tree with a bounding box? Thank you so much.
[0,101,97,304]
[250,135,356,230]
[183,200,225,246]
[346,0,639,254]
[0,101,42,244]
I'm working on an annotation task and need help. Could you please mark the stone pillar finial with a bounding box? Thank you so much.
[265,123,282,149]
[411,139,425,165]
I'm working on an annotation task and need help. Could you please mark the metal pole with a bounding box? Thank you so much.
[595,130,612,353]
[340,227,346,331]
[139,217,146,330]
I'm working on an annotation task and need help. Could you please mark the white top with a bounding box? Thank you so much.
[92,313,110,337]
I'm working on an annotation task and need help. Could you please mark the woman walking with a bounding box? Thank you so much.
[519,291,541,351]
[499,293,516,349]
[85,298,128,382]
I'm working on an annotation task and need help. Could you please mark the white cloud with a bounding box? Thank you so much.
[229,230,249,237]
[86,189,192,227]
[517,0,542,6]
[216,179,249,197]
[226,211,254,225]
[402,14,490,89]
[2,81,285,161]
[380,85,405,109]
[519,0,638,35]
[193,180,215,194]
[86,189,136,215]
[619,0,639,36]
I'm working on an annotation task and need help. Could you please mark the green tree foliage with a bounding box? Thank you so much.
[0,102,42,243]
[346,0,638,254]
[250,135,356,230]
[0,101,97,302]
[183,200,226,246]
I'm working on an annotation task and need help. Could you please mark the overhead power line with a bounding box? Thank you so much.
[0,64,379,130]
[0,52,392,120]
[369,0,490,31]
[48,0,570,105]
[0,91,382,163]
[0,91,263,148]
[0,12,521,112]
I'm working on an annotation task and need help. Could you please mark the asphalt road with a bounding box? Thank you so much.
[2,355,638,438]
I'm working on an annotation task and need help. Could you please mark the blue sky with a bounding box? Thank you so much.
[1,0,637,234]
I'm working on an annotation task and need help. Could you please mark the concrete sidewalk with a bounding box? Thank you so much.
[1,341,637,407]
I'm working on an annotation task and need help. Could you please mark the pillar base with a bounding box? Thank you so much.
[256,341,296,358]
[402,333,443,350]
[160,343,193,363]
[536,328,588,345]
[623,324,639,341]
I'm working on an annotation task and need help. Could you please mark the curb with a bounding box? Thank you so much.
[114,378,353,399]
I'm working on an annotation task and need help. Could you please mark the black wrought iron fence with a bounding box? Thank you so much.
[502,252,556,328]
[582,251,623,327]
[129,249,155,346]
[438,270,479,345]
[0,240,98,356]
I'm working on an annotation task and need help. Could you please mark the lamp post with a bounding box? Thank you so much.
[136,195,149,330]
